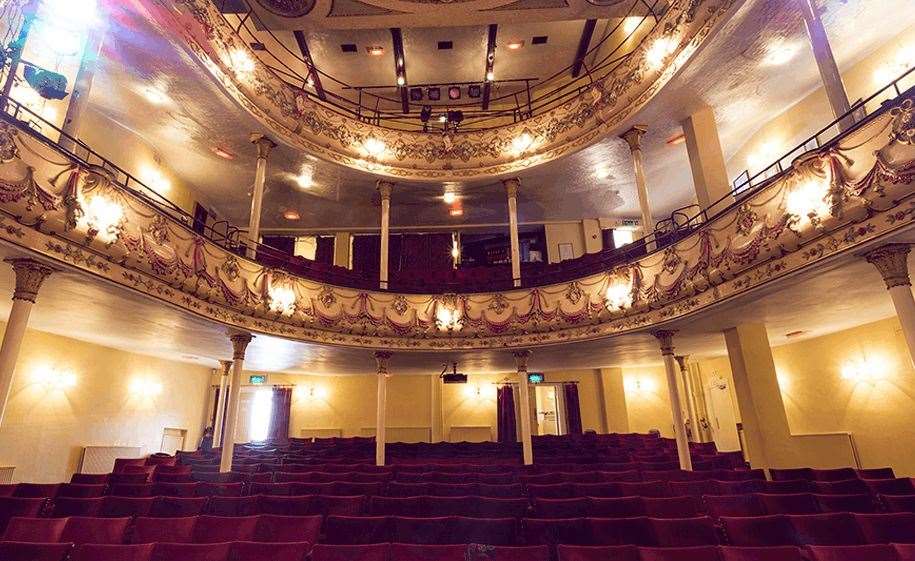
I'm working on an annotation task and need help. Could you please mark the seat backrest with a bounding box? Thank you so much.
[253,514,322,543]
[556,544,639,561]
[528,483,575,499]
[71,544,154,561]
[108,484,153,497]
[668,480,716,498]
[51,498,103,517]
[806,545,898,561]
[815,494,876,514]
[858,468,895,480]
[718,546,805,561]
[770,469,814,481]
[60,517,130,545]
[533,498,590,518]
[617,482,673,498]
[642,497,700,518]
[451,516,519,546]
[758,493,820,515]
[720,515,796,547]
[207,496,258,516]
[323,516,392,545]
[132,516,197,543]
[587,517,655,546]
[854,512,915,544]
[788,513,865,546]
[316,495,366,516]
[812,480,868,496]
[811,469,858,482]
[3,517,68,543]
[589,497,645,518]
[310,544,389,561]
[229,541,311,561]
[193,515,259,543]
[0,541,75,561]
[149,496,208,517]
[0,497,48,533]
[866,479,915,496]
[369,496,423,516]
[703,494,765,519]
[150,542,232,561]
[651,517,720,547]
[637,546,722,561]
[99,497,155,518]
[71,474,109,485]
[57,485,107,498]
[14,484,61,499]
[249,482,292,496]
[881,494,915,513]
[522,517,591,547]
[572,483,621,499]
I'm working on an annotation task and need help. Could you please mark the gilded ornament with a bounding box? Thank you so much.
[0,122,20,163]
[890,99,915,145]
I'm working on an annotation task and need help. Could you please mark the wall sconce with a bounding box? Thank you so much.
[841,356,889,386]
[624,377,656,394]
[267,282,297,316]
[80,194,124,243]
[605,274,633,312]
[32,366,77,390]
[463,384,483,399]
[295,384,328,400]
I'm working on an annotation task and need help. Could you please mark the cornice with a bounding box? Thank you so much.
[0,97,913,350]
[133,0,738,181]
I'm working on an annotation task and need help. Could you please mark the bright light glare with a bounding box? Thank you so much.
[436,305,462,332]
[129,378,163,397]
[761,41,801,67]
[841,356,890,385]
[785,175,831,222]
[141,165,171,195]
[30,20,83,56]
[605,275,633,312]
[363,137,386,157]
[249,388,274,441]
[229,48,255,75]
[33,366,77,389]
[268,284,297,316]
[443,191,456,204]
[645,37,678,70]
[80,195,124,242]
[511,133,533,155]
[39,0,98,31]
[294,166,314,189]
[622,17,642,35]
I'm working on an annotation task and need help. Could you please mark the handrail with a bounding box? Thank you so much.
[0,69,911,295]
[214,0,665,132]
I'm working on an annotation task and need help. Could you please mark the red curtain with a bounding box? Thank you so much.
[268,387,292,442]
[497,385,517,444]
[564,383,583,434]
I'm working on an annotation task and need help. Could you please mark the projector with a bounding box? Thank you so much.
[440,362,467,384]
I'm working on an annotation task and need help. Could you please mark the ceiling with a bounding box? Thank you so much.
[4,228,912,376]
[81,0,915,233]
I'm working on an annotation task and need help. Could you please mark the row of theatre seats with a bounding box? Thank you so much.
[2,434,913,561]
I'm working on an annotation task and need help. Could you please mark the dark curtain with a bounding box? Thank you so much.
[352,235,380,275]
[262,236,296,256]
[315,236,335,265]
[564,383,583,434]
[267,387,292,442]
[497,385,517,444]
[210,387,220,428]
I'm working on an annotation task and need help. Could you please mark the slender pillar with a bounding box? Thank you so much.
[212,360,232,447]
[504,178,522,288]
[675,355,699,442]
[620,127,655,252]
[431,373,443,443]
[374,351,392,465]
[797,0,854,131]
[0,259,54,426]
[681,107,733,211]
[60,22,106,152]
[513,350,534,465]
[377,181,394,290]
[246,135,277,260]
[653,331,692,470]
[220,332,253,473]
[865,244,915,367]
[333,232,352,269]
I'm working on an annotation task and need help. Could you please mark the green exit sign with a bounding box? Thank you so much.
[249,375,267,385]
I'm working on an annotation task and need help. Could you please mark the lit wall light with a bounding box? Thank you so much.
[140,85,171,106]
[785,173,831,223]
[873,44,914,86]
[396,76,406,86]
[362,137,386,158]
[486,71,495,82]
[449,207,464,217]
[505,40,524,50]
[761,40,801,67]
[605,274,633,312]
[283,209,301,221]
[295,384,329,400]
[463,384,483,399]
[622,17,642,35]
[268,283,297,316]
[32,366,77,390]
[229,48,256,75]
[140,165,171,195]
[80,195,124,243]
[367,46,384,56]
[841,356,890,386]
[443,191,457,204]
[294,166,314,189]
[624,377,657,394]
[594,166,612,180]
[129,377,163,397]
[645,36,678,71]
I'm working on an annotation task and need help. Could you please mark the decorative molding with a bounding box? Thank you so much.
[5,258,55,303]
[252,0,315,17]
[865,244,912,289]
[250,134,277,160]
[218,359,233,375]
[0,94,912,350]
[138,0,737,181]
[653,330,676,355]
[620,126,647,153]
[229,331,254,359]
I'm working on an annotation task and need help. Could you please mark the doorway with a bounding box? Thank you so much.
[534,385,562,436]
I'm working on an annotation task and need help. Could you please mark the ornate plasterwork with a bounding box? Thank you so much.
[253,0,316,17]
[0,94,913,350]
[137,0,737,181]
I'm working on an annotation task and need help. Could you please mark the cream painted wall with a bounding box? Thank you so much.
[0,326,212,483]
[545,223,587,264]
[620,365,674,437]
[727,25,915,184]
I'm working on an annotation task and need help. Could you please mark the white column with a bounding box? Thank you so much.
[246,135,277,260]
[621,126,655,252]
[681,107,733,211]
[212,360,232,447]
[866,245,915,366]
[220,332,253,473]
[374,351,391,466]
[513,350,534,465]
[654,331,693,470]
[0,259,54,427]
[431,373,443,443]
[504,178,522,288]
[675,355,699,442]
[378,181,394,290]
[60,22,106,152]
[797,0,854,131]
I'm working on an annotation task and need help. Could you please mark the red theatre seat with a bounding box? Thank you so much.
[718,546,805,561]
[854,513,915,544]
[389,543,550,561]
[806,545,899,561]
[323,516,391,545]
[132,516,197,543]
[881,494,915,513]
[230,541,311,561]
[151,496,208,517]
[651,517,720,547]
[720,515,797,547]
[0,497,47,534]
[587,517,655,546]
[789,513,866,546]
[310,544,389,561]
[522,517,591,547]
[51,498,103,517]
[0,542,74,561]
[757,493,821,515]
[150,542,232,561]
[98,497,154,518]
[56,484,106,498]
[703,495,765,519]
[556,545,639,561]
[638,546,722,561]
[3,516,130,545]
[13,484,61,498]
[193,515,259,543]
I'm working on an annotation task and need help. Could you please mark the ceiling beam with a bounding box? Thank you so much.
[482,24,498,111]
[571,19,597,78]
[390,28,409,114]
[293,31,326,101]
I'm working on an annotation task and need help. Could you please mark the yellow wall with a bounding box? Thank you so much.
[727,25,915,183]
[545,223,587,264]
[0,326,212,483]
[620,365,673,437]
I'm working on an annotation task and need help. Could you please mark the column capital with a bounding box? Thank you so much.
[653,330,677,355]
[865,244,911,289]
[5,258,55,303]
[512,349,531,372]
[620,126,648,152]
[228,332,253,360]
[218,360,233,375]
[502,177,521,198]
[377,181,394,201]
[374,351,392,375]
[249,134,277,159]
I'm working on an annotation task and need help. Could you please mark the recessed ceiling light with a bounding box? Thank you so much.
[283,209,301,220]
[396,76,405,86]
[485,71,494,82]
[443,191,456,204]
[366,45,384,56]
[212,146,236,160]
[506,40,524,50]
[594,166,612,180]
[666,133,686,146]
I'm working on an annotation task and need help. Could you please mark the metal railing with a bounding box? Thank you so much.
[213,0,665,132]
